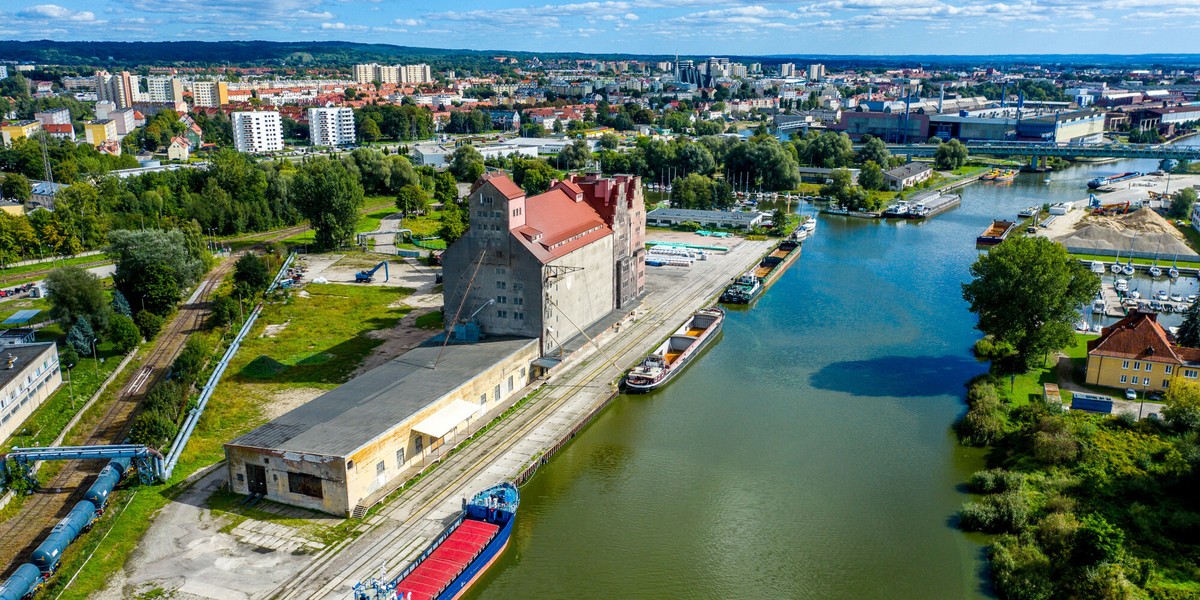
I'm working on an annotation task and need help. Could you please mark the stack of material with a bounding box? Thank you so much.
[1055,208,1198,257]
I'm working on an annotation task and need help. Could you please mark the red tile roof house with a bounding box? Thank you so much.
[441,172,645,355]
[1085,310,1200,392]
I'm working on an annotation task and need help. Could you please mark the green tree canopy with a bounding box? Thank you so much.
[1178,301,1200,348]
[108,228,204,315]
[107,313,141,354]
[291,158,365,250]
[1169,187,1197,219]
[558,139,593,170]
[233,253,270,299]
[858,161,886,191]
[935,139,969,170]
[962,236,1100,370]
[46,266,109,329]
[1162,378,1200,432]
[437,203,468,245]
[856,135,890,168]
[1,173,32,201]
[449,145,485,182]
[396,184,430,217]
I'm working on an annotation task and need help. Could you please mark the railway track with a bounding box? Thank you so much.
[271,240,771,599]
[0,259,235,577]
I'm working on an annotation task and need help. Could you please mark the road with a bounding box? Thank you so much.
[268,237,774,600]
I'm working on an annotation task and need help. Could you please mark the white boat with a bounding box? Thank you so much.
[1170,267,1180,279]
[1110,263,1122,274]
[1076,318,1090,332]
[1171,293,1184,302]
[1091,324,1104,333]
[1090,261,1106,274]
[1149,265,1163,277]
[1115,279,1128,292]
[801,218,816,232]
[1092,298,1106,314]
[1122,263,1135,276]
[1188,294,1197,303]
[1155,290,1169,301]
[1130,290,1142,299]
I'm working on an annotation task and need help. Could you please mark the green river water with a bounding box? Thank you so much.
[467,147,1194,599]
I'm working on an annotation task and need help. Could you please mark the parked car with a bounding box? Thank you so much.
[1125,388,1137,400]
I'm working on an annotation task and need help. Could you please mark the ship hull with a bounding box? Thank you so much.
[440,515,515,600]
[623,311,724,393]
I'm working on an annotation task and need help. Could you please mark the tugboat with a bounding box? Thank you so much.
[624,308,724,392]
[719,274,763,304]
[353,483,520,600]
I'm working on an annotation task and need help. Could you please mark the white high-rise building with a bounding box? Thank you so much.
[308,107,356,147]
[147,76,184,103]
[779,63,795,78]
[353,63,432,85]
[807,64,826,81]
[192,80,228,107]
[0,66,8,80]
[231,111,283,154]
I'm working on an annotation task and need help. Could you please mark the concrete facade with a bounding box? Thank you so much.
[231,111,283,153]
[308,107,356,147]
[1085,311,1200,393]
[225,338,538,516]
[0,342,62,443]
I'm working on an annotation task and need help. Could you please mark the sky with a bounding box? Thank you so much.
[3,0,1200,56]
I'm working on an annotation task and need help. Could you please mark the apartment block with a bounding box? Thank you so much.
[147,76,184,103]
[231,111,283,153]
[353,63,433,85]
[308,107,356,147]
[84,119,117,146]
[192,80,230,108]
[33,108,71,126]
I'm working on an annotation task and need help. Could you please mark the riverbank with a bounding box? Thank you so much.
[95,234,778,599]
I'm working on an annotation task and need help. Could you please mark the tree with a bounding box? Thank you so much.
[111,290,132,317]
[360,117,382,143]
[599,133,620,151]
[233,253,270,300]
[0,213,37,266]
[1178,301,1200,348]
[396,184,430,217]
[558,139,592,170]
[107,314,141,354]
[1169,187,1197,219]
[449,145,485,182]
[130,409,177,449]
[291,158,365,250]
[1162,379,1200,432]
[934,139,969,170]
[771,207,789,236]
[45,266,109,329]
[962,236,1100,370]
[512,158,559,196]
[109,229,204,316]
[1,173,31,202]
[434,171,459,205]
[796,131,854,168]
[858,161,886,191]
[438,203,468,245]
[65,319,95,357]
[135,310,164,339]
[856,135,890,167]
[60,345,80,369]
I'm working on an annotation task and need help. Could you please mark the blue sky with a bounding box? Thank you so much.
[2,0,1199,56]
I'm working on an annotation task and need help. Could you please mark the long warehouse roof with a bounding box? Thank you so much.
[227,337,537,458]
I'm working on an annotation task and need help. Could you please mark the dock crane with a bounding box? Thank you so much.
[355,261,389,283]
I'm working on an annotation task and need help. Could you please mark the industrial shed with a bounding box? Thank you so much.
[224,337,539,516]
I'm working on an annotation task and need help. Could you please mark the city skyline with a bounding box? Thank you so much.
[2,0,1200,56]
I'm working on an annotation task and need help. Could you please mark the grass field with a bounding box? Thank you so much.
[38,282,415,600]
[1005,334,1096,406]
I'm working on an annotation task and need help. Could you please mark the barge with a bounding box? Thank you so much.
[976,219,1016,246]
[353,483,519,600]
[753,236,803,291]
[623,308,724,392]
[1088,172,1141,190]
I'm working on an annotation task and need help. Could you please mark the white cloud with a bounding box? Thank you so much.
[17,3,98,21]
[297,10,334,19]
[394,17,424,26]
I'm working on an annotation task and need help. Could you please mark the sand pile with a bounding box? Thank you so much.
[1056,207,1197,257]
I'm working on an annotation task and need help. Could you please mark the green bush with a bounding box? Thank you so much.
[142,381,185,422]
[210,295,239,328]
[1074,513,1125,566]
[959,491,1030,534]
[989,534,1054,600]
[974,336,1017,360]
[676,220,701,232]
[130,409,178,450]
[107,314,141,354]
[135,311,164,339]
[968,468,1024,494]
[171,338,207,387]
[959,403,1005,446]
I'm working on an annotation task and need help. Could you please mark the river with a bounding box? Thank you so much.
[467,141,1198,599]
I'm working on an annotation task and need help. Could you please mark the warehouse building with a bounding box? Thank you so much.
[0,342,62,443]
[224,337,538,516]
[646,207,765,230]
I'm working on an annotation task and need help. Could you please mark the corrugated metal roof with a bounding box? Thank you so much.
[227,337,537,458]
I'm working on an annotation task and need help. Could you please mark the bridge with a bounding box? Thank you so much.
[879,141,1200,161]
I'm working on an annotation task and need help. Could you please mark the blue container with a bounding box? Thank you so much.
[84,458,130,509]
[32,501,96,573]
[0,563,42,600]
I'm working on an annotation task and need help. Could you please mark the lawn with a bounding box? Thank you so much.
[1069,251,1200,270]
[0,253,107,284]
[39,282,414,600]
[1005,334,1094,406]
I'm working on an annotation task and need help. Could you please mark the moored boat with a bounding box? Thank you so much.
[353,483,519,600]
[1087,172,1141,190]
[720,273,763,304]
[976,220,1016,246]
[1017,206,1038,218]
[752,236,803,290]
[624,308,725,392]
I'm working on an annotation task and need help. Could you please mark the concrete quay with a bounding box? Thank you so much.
[270,236,775,600]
